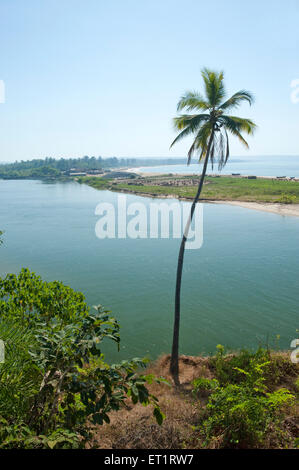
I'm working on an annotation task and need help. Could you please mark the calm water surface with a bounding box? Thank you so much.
[138,155,299,177]
[0,179,298,362]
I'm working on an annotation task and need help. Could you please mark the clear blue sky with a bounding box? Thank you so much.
[0,0,298,162]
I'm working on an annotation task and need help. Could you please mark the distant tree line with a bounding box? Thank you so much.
[0,156,186,180]
[0,156,129,179]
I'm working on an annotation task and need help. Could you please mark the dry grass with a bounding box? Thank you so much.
[90,355,206,449]
[89,353,299,449]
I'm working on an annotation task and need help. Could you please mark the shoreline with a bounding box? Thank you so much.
[103,186,299,218]
[211,200,299,217]
[125,167,195,177]
[125,167,299,180]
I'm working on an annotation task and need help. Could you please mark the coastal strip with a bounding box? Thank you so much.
[78,174,299,218]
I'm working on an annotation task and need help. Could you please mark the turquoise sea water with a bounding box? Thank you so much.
[138,155,299,177]
[0,179,298,362]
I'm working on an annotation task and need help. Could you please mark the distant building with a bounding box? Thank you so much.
[69,171,86,176]
[66,168,103,177]
[66,168,87,176]
[86,169,103,175]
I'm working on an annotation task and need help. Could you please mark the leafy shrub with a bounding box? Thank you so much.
[203,383,294,448]
[0,268,89,325]
[275,193,296,204]
[0,320,39,419]
[0,269,166,448]
[192,377,219,396]
[0,418,80,449]
[193,348,296,448]
[210,344,270,386]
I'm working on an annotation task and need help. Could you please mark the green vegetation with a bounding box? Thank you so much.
[96,348,298,449]
[81,175,299,204]
[0,165,63,180]
[192,346,298,448]
[0,268,165,448]
[200,177,299,203]
[0,266,297,448]
[0,156,186,180]
[0,156,122,180]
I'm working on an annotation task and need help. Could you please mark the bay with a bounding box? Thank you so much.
[0,179,298,362]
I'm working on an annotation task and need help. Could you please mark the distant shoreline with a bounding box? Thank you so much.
[212,200,299,217]
[104,186,299,218]
[80,173,299,218]
[125,167,299,180]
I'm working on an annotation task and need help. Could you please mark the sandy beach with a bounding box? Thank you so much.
[211,200,299,217]
[110,186,299,218]
[125,168,199,177]
[121,168,299,217]
[125,167,299,181]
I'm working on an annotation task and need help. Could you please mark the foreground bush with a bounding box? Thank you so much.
[0,269,165,448]
[192,346,297,448]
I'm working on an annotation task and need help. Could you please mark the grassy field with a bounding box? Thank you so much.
[80,175,299,204]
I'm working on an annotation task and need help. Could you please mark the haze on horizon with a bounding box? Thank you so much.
[0,0,298,163]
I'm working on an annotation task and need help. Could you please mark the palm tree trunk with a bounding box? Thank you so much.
[170,132,214,385]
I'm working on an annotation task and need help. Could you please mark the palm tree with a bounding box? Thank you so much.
[169,68,257,385]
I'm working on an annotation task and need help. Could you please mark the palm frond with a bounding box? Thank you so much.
[223,128,230,168]
[173,113,210,131]
[209,136,216,169]
[176,91,210,112]
[216,129,230,170]
[219,116,252,148]
[187,122,212,165]
[220,90,255,111]
[186,140,197,165]
[170,125,195,149]
[220,115,257,136]
[201,68,226,107]
[170,114,210,149]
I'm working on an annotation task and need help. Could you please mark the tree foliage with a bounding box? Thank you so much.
[192,347,296,448]
[0,269,166,448]
[171,68,257,168]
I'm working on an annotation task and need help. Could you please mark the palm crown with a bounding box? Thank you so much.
[170,68,257,169]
